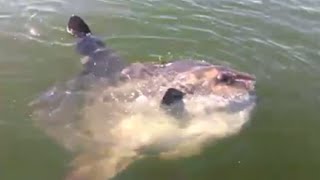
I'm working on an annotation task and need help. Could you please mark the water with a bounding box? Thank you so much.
[1,0,320,180]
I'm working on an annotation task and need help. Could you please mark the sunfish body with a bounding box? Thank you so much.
[29,15,257,180]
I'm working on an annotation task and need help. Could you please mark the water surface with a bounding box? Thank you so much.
[1,0,320,179]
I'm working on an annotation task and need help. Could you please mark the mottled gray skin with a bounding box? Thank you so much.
[76,35,127,80]
[120,60,209,79]
[30,13,256,121]
[30,32,255,114]
[63,14,255,102]
[74,35,208,82]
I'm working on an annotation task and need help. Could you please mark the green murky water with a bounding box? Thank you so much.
[1,0,320,179]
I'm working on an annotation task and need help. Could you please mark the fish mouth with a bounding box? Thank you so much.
[220,70,256,111]
[233,72,256,92]
[213,67,256,96]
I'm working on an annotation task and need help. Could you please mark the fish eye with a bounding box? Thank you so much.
[216,73,235,84]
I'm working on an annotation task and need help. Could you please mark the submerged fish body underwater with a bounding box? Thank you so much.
[29,59,257,180]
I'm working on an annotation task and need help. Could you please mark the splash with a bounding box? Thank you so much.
[30,77,255,180]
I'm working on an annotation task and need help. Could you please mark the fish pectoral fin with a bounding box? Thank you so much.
[160,88,185,106]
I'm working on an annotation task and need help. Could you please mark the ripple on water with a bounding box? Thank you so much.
[0,14,12,19]
[107,35,198,44]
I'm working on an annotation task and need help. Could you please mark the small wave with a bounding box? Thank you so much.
[107,35,198,43]
[149,15,178,21]
[11,32,74,47]
[177,25,218,36]
[0,14,12,19]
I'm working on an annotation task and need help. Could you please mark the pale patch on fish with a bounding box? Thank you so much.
[55,81,256,180]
